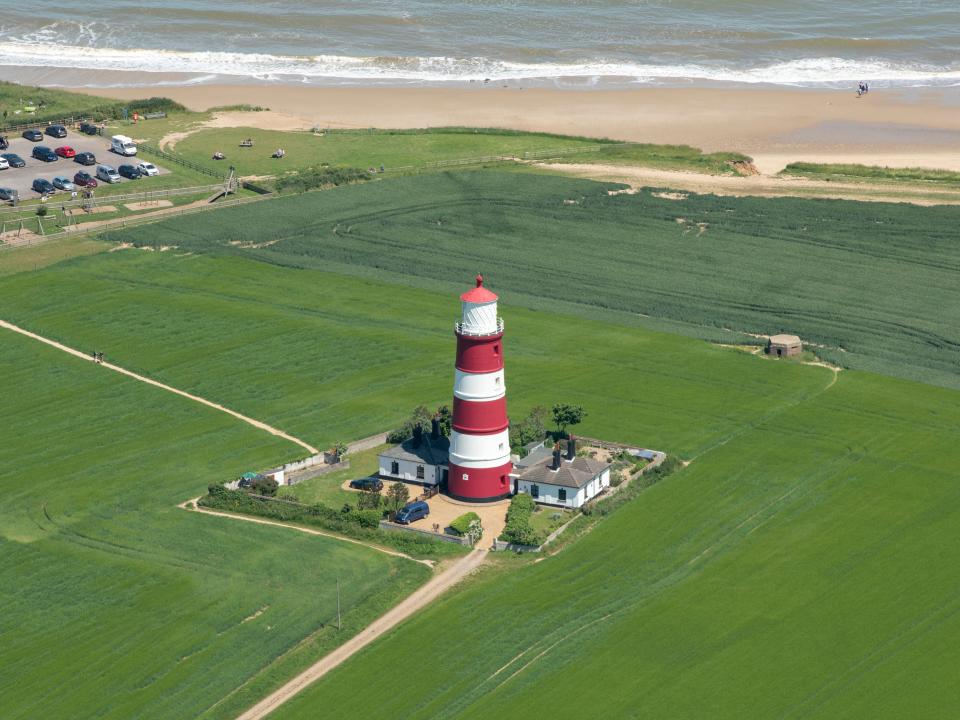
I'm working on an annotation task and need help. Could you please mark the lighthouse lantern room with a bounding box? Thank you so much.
[447,274,513,502]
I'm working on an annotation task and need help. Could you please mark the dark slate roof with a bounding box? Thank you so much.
[513,443,553,469]
[514,455,610,489]
[380,434,450,466]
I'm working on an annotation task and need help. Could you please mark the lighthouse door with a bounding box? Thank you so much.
[442,468,449,488]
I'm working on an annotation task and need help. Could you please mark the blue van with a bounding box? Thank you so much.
[395,500,430,525]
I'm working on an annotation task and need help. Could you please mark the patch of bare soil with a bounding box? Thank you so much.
[124,200,173,211]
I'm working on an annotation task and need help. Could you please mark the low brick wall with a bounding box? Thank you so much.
[492,538,541,553]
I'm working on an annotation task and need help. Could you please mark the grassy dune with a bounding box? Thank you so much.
[98,170,960,389]
[781,161,960,185]
[273,368,960,719]
[0,332,430,720]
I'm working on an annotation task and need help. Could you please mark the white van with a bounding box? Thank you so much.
[97,164,121,183]
[110,135,137,156]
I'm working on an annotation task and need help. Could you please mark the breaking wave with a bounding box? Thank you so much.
[2,41,960,87]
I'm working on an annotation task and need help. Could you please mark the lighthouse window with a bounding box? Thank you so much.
[390,461,399,475]
[499,442,504,451]
[495,376,501,385]
[493,344,500,355]
[416,465,425,480]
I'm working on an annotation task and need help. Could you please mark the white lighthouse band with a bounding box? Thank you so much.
[453,368,506,402]
[448,429,511,467]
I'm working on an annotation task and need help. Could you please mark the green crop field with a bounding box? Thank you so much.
[0,330,430,720]
[0,251,826,457]
[98,170,960,390]
[274,368,960,720]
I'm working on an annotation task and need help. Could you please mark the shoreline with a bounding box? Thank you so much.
[37,79,960,171]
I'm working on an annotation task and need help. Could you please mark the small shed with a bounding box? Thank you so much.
[768,334,803,357]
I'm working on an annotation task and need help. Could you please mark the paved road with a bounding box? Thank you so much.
[235,548,488,720]
[0,318,318,454]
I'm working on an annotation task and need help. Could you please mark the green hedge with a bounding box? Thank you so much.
[275,166,371,193]
[449,511,481,536]
[499,493,543,546]
[199,485,465,559]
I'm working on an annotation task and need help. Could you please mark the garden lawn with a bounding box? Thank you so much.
[272,368,960,720]
[0,331,430,720]
[279,444,390,508]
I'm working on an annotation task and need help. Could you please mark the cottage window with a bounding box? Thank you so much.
[390,460,399,475]
[559,488,567,502]
[416,465,425,480]
[530,484,539,499]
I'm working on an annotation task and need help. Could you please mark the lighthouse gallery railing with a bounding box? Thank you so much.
[455,317,504,336]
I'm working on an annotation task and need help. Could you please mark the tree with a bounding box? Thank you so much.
[250,476,278,497]
[356,486,382,510]
[552,403,586,435]
[411,404,432,431]
[331,441,348,461]
[435,404,452,436]
[516,405,547,446]
[386,482,410,512]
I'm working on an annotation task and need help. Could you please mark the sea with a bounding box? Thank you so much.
[1,0,959,89]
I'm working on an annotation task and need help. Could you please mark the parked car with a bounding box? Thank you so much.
[118,164,142,180]
[111,135,137,156]
[349,477,384,492]
[394,500,430,525]
[55,145,76,158]
[0,157,8,170]
[22,129,43,142]
[32,146,58,162]
[73,171,98,187]
[32,178,56,194]
[45,124,68,138]
[74,151,96,165]
[1,153,25,168]
[52,176,76,191]
[79,122,100,135]
[0,187,18,202]
[137,161,159,176]
[96,164,121,183]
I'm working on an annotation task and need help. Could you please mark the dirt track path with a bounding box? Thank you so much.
[0,318,319,455]
[178,496,432,566]
[236,548,488,720]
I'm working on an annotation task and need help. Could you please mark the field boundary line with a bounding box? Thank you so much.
[235,548,487,720]
[177,497,432,566]
[0,318,318,454]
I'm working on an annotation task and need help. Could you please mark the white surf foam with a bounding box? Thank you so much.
[1,41,959,86]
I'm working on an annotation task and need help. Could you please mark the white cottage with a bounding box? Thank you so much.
[378,423,450,487]
[513,438,611,509]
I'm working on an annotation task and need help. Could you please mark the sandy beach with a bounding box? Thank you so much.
[89,83,960,172]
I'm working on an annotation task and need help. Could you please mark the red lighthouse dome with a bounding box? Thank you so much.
[447,274,513,502]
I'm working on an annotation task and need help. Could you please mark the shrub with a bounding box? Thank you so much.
[449,511,481,536]
[275,166,371,194]
[36,205,48,217]
[251,476,278,497]
[499,493,542,546]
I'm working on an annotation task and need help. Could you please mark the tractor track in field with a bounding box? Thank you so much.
[0,318,319,455]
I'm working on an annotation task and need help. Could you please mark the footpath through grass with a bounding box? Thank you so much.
[98,170,960,390]
[0,331,430,720]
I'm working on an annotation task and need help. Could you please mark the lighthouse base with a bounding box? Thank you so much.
[447,461,513,503]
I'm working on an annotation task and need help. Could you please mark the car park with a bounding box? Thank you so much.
[0,187,18,203]
[394,500,430,525]
[96,164,121,183]
[137,161,159,176]
[22,129,43,142]
[0,157,8,170]
[349,477,384,491]
[118,164,142,180]
[53,176,76,191]
[73,171,97,187]
[45,125,68,138]
[1,153,25,168]
[78,122,99,135]
[75,151,96,165]
[32,178,55,194]
[32,146,58,162]
[55,145,76,158]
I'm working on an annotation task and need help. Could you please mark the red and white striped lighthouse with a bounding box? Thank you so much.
[447,274,513,502]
